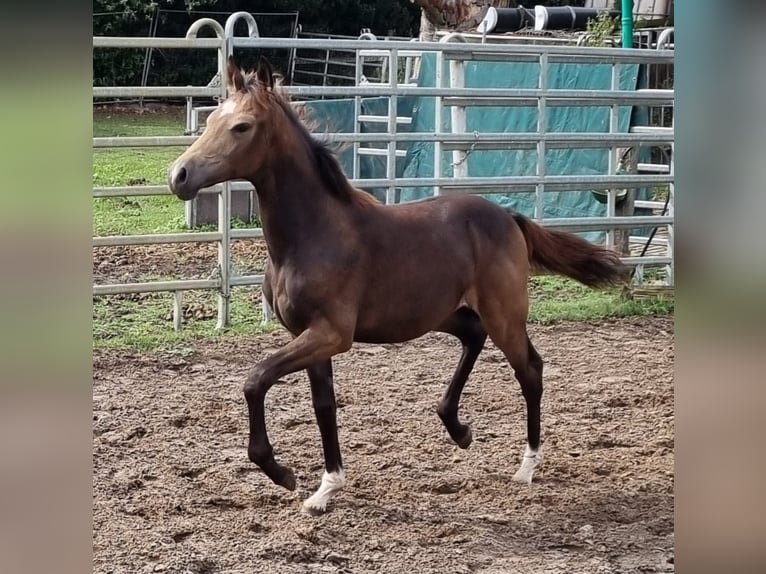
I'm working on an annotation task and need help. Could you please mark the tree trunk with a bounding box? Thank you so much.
[412,0,511,33]
[419,8,437,41]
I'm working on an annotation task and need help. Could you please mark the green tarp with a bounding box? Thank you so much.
[305,54,650,241]
[400,54,646,242]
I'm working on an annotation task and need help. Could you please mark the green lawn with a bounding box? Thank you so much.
[93,111,188,236]
[92,111,673,351]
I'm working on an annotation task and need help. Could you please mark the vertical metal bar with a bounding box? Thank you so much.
[634,264,644,287]
[323,45,331,87]
[433,50,444,196]
[665,114,674,286]
[404,53,413,85]
[139,6,159,109]
[353,49,362,180]
[172,290,183,332]
[606,62,620,248]
[261,292,274,324]
[184,98,196,231]
[216,183,232,330]
[185,96,193,133]
[535,52,548,221]
[450,57,467,179]
[190,108,199,135]
[386,48,399,204]
[217,36,232,330]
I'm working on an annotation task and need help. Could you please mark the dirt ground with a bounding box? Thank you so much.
[93,241,270,285]
[93,316,674,574]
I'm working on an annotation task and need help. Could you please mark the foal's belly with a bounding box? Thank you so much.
[352,274,467,344]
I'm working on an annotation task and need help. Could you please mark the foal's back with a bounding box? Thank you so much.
[349,194,528,343]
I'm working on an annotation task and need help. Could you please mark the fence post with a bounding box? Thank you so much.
[665,115,674,286]
[535,52,549,221]
[386,48,399,204]
[433,48,443,196]
[614,146,637,257]
[216,35,233,330]
[606,61,621,248]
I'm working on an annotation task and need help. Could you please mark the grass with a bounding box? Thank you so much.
[528,276,673,324]
[92,110,673,352]
[93,288,280,353]
[93,111,188,236]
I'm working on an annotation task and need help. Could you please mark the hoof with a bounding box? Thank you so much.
[454,427,473,449]
[511,469,534,484]
[275,466,296,491]
[512,446,542,484]
[301,500,328,516]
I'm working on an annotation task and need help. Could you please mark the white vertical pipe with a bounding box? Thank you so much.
[217,35,233,330]
[606,62,620,248]
[450,58,467,179]
[262,293,274,324]
[386,48,398,204]
[433,50,443,196]
[353,49,363,180]
[535,52,548,221]
[173,290,183,332]
[665,114,674,286]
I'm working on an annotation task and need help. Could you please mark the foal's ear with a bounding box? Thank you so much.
[226,56,245,94]
[255,56,274,90]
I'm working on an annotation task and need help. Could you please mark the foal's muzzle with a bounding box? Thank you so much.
[167,159,201,201]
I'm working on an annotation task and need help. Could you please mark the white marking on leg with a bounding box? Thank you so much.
[512,443,543,484]
[302,469,345,514]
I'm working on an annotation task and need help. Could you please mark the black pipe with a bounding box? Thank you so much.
[534,6,621,32]
[477,7,536,34]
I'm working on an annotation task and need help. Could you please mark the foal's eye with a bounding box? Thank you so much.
[231,122,252,133]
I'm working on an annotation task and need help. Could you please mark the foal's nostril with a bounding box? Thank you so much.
[176,167,187,184]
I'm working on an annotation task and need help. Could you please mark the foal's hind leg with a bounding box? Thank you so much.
[302,359,345,515]
[488,324,544,484]
[509,336,544,483]
[436,307,487,449]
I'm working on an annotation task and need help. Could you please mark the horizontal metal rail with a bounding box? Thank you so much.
[93,84,672,103]
[93,37,222,49]
[94,87,221,98]
[94,36,673,64]
[358,115,413,124]
[93,278,220,296]
[230,37,674,63]
[94,136,197,148]
[93,228,265,248]
[442,94,673,107]
[93,174,670,202]
[298,86,674,103]
[93,131,673,149]
[93,252,665,298]
[229,274,266,287]
[93,275,266,296]
[620,256,672,266]
[635,200,668,210]
[93,232,221,247]
[541,215,672,231]
[354,174,673,190]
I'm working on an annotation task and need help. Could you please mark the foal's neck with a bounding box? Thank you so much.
[249,150,348,265]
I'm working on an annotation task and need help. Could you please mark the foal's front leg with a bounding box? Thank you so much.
[244,322,350,491]
[302,359,345,515]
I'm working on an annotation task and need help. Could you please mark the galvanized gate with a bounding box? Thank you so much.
[93,12,674,330]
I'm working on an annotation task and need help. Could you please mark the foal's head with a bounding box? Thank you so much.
[167,57,288,200]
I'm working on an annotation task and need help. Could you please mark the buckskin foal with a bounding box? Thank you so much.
[167,57,625,515]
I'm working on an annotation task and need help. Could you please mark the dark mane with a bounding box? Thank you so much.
[243,72,378,207]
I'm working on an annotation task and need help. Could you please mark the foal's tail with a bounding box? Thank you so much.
[511,213,627,288]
